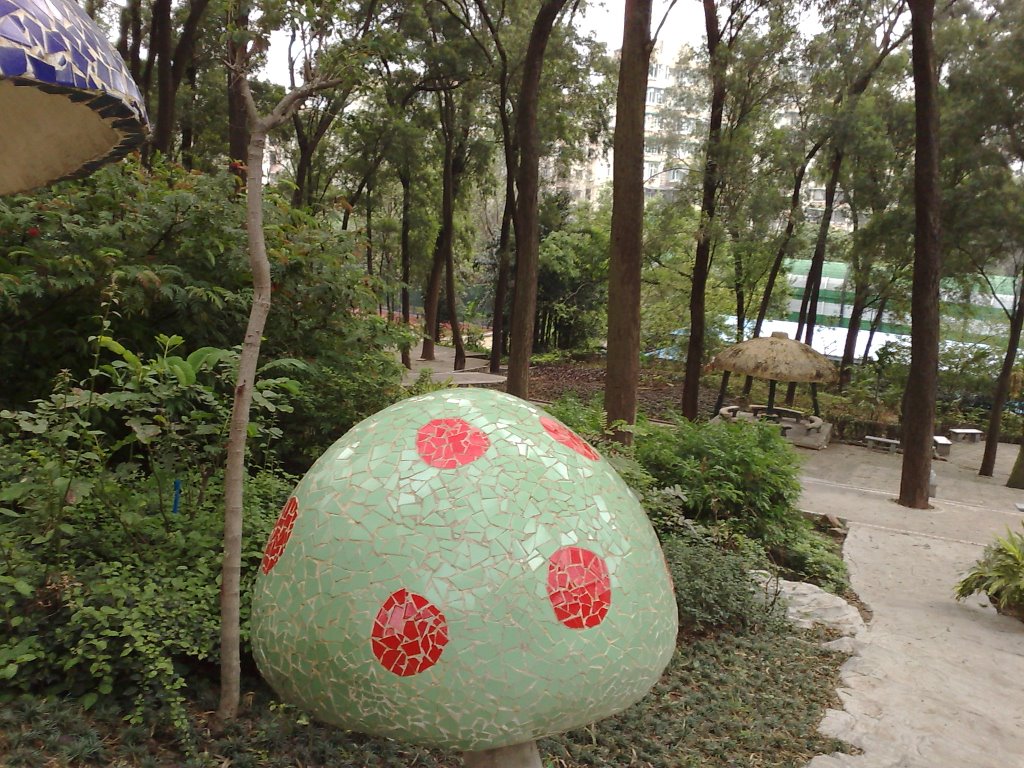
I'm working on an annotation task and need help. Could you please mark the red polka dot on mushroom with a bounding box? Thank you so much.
[546,546,611,629]
[261,496,299,574]
[416,418,490,468]
[540,416,599,461]
[371,589,449,676]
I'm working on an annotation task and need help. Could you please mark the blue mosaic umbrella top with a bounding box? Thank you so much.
[0,0,148,187]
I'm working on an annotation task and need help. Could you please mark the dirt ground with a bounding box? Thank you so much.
[527,360,720,418]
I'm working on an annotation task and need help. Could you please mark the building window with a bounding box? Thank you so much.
[646,87,664,104]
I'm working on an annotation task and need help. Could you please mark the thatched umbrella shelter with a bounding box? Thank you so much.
[0,0,148,195]
[708,331,838,416]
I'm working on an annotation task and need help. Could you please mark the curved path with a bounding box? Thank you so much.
[799,441,1024,768]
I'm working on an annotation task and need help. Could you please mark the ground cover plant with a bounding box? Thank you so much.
[0,623,848,768]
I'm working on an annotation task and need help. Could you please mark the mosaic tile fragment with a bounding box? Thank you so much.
[250,388,677,752]
[261,496,299,574]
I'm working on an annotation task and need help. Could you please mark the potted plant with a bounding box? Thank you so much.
[955,523,1024,622]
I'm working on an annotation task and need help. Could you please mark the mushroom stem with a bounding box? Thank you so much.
[463,740,542,768]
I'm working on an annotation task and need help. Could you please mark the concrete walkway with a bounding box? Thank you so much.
[395,344,507,388]
[799,440,1024,768]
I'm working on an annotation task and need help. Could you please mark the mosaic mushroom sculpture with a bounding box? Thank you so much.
[0,0,148,195]
[251,388,678,766]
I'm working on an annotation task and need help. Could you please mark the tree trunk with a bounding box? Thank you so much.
[681,0,725,421]
[899,0,941,509]
[980,293,1024,476]
[365,183,374,275]
[797,148,844,347]
[420,230,445,362]
[446,242,467,371]
[218,119,272,723]
[506,0,569,398]
[861,294,888,364]
[743,157,817,397]
[490,192,514,373]
[227,5,251,178]
[840,285,869,390]
[400,170,413,369]
[181,65,198,170]
[733,246,745,342]
[149,0,174,156]
[604,0,654,444]
[489,47,518,376]
[1008,433,1024,489]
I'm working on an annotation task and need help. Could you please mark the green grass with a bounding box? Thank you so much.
[0,627,849,768]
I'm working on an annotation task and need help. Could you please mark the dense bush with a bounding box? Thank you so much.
[633,417,802,539]
[547,396,848,593]
[0,159,407,468]
[0,339,297,735]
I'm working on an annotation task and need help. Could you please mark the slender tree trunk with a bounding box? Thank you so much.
[733,246,745,342]
[604,0,654,444]
[181,65,198,170]
[292,116,312,208]
[420,230,445,361]
[227,5,251,178]
[365,184,374,275]
[218,119,272,723]
[861,294,888,364]
[839,287,868,391]
[507,0,569,398]
[446,242,467,370]
[798,148,844,347]
[400,171,413,369]
[489,50,518,375]
[490,193,514,373]
[751,152,819,340]
[980,294,1024,475]
[682,0,725,420]
[899,0,941,509]
[217,55,346,719]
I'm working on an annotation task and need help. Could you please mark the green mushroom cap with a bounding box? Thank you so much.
[251,388,677,751]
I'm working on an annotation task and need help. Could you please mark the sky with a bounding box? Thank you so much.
[577,0,709,53]
[263,1,711,87]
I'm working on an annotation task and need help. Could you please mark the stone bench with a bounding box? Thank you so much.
[865,435,900,453]
[949,428,983,443]
[933,435,952,458]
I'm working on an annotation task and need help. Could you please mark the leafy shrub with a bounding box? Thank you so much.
[662,526,781,635]
[955,524,1024,618]
[634,417,802,541]
[546,396,848,592]
[0,338,297,736]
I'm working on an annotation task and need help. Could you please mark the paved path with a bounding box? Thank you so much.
[395,344,506,387]
[799,440,1024,768]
